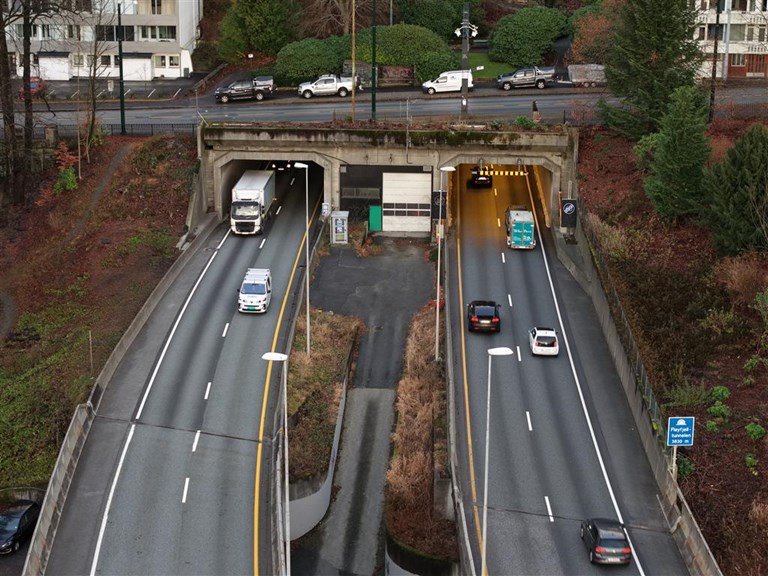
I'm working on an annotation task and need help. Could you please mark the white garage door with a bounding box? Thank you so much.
[382,172,432,233]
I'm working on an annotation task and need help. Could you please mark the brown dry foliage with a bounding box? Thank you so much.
[386,303,457,561]
[713,252,768,313]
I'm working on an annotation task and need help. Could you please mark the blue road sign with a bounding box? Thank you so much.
[667,417,695,447]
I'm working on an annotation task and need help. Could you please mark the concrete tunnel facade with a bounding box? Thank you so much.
[197,123,580,234]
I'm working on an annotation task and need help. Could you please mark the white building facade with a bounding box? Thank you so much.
[694,0,768,78]
[7,0,202,81]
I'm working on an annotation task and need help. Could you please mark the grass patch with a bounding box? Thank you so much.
[467,53,508,79]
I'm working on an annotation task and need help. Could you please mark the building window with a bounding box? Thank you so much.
[95,25,117,41]
[114,55,120,67]
[697,26,706,40]
[151,0,162,14]
[100,55,111,66]
[168,55,179,67]
[731,54,746,66]
[707,24,724,40]
[41,24,52,39]
[382,203,432,217]
[154,55,166,67]
[66,25,81,40]
[158,26,176,40]
[759,26,767,42]
[139,25,157,40]
[72,54,84,67]
[730,24,746,41]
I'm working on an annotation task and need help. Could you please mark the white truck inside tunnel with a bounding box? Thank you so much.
[382,172,433,233]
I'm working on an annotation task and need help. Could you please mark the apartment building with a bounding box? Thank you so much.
[694,0,768,78]
[8,0,202,81]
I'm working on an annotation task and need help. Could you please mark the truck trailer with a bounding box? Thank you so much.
[230,170,276,235]
[505,207,536,249]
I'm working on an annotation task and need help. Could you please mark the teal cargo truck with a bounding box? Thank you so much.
[505,207,536,249]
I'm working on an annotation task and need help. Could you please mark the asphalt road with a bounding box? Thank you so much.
[447,166,689,574]
[44,167,322,575]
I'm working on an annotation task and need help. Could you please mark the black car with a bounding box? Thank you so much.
[470,165,493,188]
[467,300,501,332]
[0,500,40,554]
[580,518,632,565]
[215,76,274,104]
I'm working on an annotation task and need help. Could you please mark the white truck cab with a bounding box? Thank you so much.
[237,268,272,313]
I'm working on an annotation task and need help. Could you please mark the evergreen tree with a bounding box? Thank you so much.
[704,125,768,255]
[219,0,300,62]
[642,85,711,220]
[599,0,703,139]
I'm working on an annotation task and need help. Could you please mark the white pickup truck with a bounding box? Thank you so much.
[297,75,360,98]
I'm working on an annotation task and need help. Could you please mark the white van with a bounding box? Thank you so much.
[237,268,272,313]
[422,70,474,94]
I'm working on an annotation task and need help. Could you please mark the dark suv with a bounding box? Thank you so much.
[467,300,501,333]
[215,76,274,103]
[470,165,493,188]
[496,66,557,90]
[580,518,632,565]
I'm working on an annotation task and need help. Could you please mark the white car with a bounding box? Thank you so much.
[528,327,559,356]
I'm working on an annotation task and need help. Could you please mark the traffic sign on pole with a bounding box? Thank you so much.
[667,417,695,447]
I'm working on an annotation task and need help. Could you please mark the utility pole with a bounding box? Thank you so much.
[371,0,377,121]
[460,2,469,116]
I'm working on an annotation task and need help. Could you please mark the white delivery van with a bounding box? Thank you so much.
[237,268,272,313]
[422,70,474,94]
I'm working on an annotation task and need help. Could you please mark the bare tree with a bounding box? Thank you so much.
[298,0,388,38]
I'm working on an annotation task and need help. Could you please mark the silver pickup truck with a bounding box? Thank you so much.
[297,75,360,98]
[496,66,557,90]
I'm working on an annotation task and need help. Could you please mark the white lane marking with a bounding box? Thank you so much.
[276,205,282,215]
[527,179,646,575]
[516,345,521,360]
[501,252,506,264]
[497,217,501,228]
[204,381,212,400]
[507,294,513,307]
[136,241,222,420]
[90,424,136,576]
[192,430,201,452]
[222,323,229,338]
[182,477,190,503]
[290,177,296,186]
[494,188,498,196]
[259,238,266,249]
[544,496,554,522]
[526,411,532,431]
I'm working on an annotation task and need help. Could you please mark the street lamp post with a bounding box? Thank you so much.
[294,162,311,355]
[117,2,126,134]
[482,346,514,576]
[454,3,477,116]
[434,165,455,361]
[262,351,291,576]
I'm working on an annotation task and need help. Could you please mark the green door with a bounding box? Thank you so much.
[369,205,382,232]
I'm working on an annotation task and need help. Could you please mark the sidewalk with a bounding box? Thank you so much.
[292,237,434,575]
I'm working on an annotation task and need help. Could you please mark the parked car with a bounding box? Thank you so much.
[467,300,501,333]
[580,518,632,565]
[18,77,47,99]
[0,500,40,554]
[297,75,359,98]
[496,66,557,90]
[528,327,559,356]
[422,70,473,94]
[470,165,493,188]
[215,76,274,103]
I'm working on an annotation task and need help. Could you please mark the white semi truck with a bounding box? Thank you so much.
[230,170,276,235]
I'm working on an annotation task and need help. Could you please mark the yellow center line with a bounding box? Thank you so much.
[454,181,486,574]
[254,192,322,574]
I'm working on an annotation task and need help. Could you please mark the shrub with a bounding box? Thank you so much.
[746,422,767,442]
[713,253,768,311]
[742,375,755,388]
[744,355,768,373]
[706,420,719,432]
[677,454,695,479]
[663,383,709,409]
[274,38,345,83]
[708,400,731,420]
[191,41,222,72]
[746,453,759,475]
[710,385,731,401]
[699,308,741,341]
[54,166,78,195]
[513,115,537,129]
[488,6,568,69]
